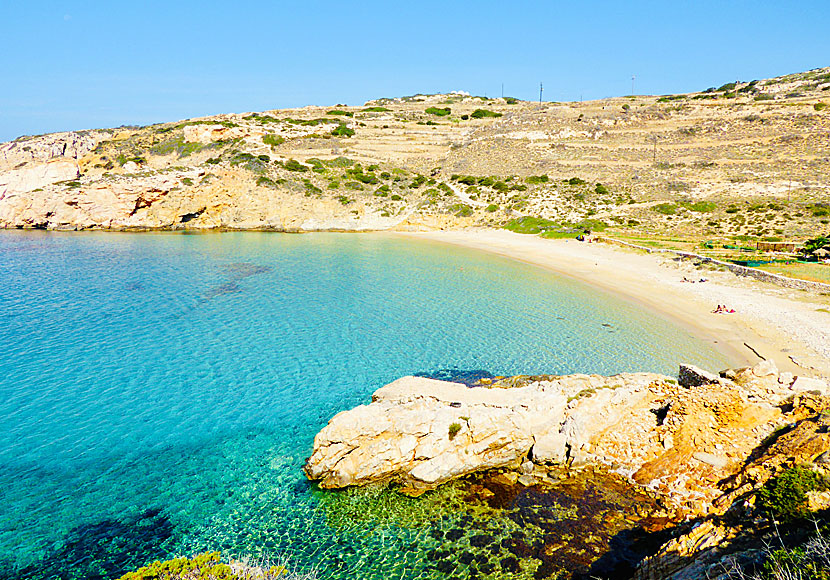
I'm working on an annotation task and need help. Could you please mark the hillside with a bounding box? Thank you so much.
[1,68,828,240]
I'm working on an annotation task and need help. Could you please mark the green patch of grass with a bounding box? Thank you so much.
[815,102,828,111]
[576,218,608,232]
[470,109,502,119]
[503,216,559,234]
[485,204,499,212]
[653,203,678,215]
[361,106,391,112]
[425,107,451,116]
[327,110,353,117]
[681,200,717,212]
[262,134,285,147]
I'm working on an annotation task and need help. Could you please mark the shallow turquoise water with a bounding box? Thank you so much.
[0,231,730,579]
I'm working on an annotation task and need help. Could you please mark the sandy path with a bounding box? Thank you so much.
[397,229,830,378]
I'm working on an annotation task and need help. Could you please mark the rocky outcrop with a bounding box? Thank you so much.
[305,362,830,511]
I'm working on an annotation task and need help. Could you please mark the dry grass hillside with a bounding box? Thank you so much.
[1,67,828,249]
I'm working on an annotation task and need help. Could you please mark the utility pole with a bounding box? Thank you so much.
[501,83,504,99]
[539,82,544,104]
[631,75,636,96]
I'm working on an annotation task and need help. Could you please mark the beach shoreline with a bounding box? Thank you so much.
[397,229,830,378]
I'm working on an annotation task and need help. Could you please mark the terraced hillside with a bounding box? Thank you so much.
[1,68,828,239]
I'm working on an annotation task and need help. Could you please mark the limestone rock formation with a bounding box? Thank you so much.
[305,362,830,511]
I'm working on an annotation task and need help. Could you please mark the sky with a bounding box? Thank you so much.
[1,0,829,142]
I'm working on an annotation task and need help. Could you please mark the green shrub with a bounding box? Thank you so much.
[327,110,354,117]
[390,194,402,201]
[653,203,678,215]
[485,204,499,212]
[757,466,828,521]
[526,175,549,185]
[262,134,285,147]
[361,106,391,112]
[409,175,427,189]
[504,216,559,234]
[460,114,469,120]
[449,203,473,217]
[181,177,193,186]
[303,179,322,195]
[448,422,462,440]
[425,107,451,116]
[504,97,519,104]
[331,124,355,137]
[344,181,363,190]
[595,183,610,195]
[470,109,502,119]
[681,200,717,212]
[283,159,308,172]
[336,195,354,204]
[815,102,828,111]
[567,177,586,185]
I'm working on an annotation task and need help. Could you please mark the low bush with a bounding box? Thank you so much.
[653,203,678,215]
[425,107,451,116]
[485,204,499,212]
[503,216,559,234]
[361,106,391,112]
[470,109,502,119]
[327,110,353,117]
[283,159,308,172]
[525,175,549,184]
[595,183,610,195]
[331,124,355,137]
[757,465,828,521]
[448,423,462,440]
[815,103,828,111]
[263,134,285,147]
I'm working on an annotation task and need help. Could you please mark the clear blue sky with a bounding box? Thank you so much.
[1,0,828,142]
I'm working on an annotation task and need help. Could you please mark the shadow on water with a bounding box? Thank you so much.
[3,508,174,580]
[413,368,495,386]
[199,263,272,302]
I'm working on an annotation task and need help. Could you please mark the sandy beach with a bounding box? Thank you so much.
[399,229,830,378]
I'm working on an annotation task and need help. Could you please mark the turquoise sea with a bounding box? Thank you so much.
[0,231,731,579]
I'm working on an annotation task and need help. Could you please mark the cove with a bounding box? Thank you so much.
[0,231,731,579]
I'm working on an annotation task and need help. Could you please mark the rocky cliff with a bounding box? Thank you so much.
[305,361,830,578]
